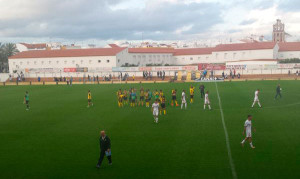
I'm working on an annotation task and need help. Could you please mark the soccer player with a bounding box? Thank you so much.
[160,96,167,115]
[181,90,187,109]
[148,89,153,104]
[154,90,160,103]
[139,87,145,106]
[128,88,132,104]
[87,90,93,107]
[171,89,178,106]
[241,115,256,149]
[190,85,195,103]
[159,90,164,102]
[204,91,211,110]
[116,89,122,105]
[24,91,30,110]
[275,84,282,99]
[152,99,160,123]
[118,92,124,107]
[145,90,150,107]
[123,89,128,105]
[131,90,137,107]
[251,89,262,108]
[199,84,205,98]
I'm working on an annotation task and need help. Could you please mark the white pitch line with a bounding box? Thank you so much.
[215,82,237,179]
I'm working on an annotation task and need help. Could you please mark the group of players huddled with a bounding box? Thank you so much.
[115,85,211,124]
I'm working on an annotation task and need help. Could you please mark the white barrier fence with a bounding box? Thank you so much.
[0,73,9,82]
[7,69,299,80]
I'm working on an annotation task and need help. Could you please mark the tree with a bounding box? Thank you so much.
[0,43,19,72]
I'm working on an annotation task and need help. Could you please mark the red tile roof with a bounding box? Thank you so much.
[174,48,214,56]
[128,48,175,54]
[20,43,47,49]
[215,42,276,52]
[278,42,300,51]
[9,48,126,59]
[108,44,121,48]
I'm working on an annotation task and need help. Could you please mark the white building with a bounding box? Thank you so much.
[278,42,300,59]
[9,47,126,74]
[8,42,300,75]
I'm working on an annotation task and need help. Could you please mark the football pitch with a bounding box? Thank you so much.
[0,80,300,179]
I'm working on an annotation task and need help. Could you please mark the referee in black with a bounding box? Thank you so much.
[275,84,282,99]
[200,84,205,98]
[96,131,112,168]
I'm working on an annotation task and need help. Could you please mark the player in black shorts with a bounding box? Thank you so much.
[160,96,166,115]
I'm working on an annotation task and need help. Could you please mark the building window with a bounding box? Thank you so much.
[56,61,59,64]
[72,61,75,64]
[49,61,51,64]
[64,61,67,64]
[20,62,23,65]
[80,60,83,64]
[34,61,37,65]
[41,61,44,65]
[233,53,236,59]
[107,60,110,63]
[224,53,227,59]
[89,60,92,64]
[198,57,201,60]
[27,61,30,65]
[190,57,193,61]
[98,60,101,63]
[13,62,16,65]
[118,59,120,63]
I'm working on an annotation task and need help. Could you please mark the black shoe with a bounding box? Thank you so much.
[96,165,100,169]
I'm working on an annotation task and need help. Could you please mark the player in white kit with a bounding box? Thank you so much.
[251,89,262,108]
[241,115,255,149]
[181,90,187,109]
[204,91,211,110]
[152,99,160,123]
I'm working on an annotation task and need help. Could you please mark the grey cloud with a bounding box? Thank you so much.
[0,0,223,40]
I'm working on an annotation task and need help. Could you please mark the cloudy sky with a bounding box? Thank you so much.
[0,0,300,46]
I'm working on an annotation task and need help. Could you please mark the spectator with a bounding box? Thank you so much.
[38,76,41,82]
[70,76,73,86]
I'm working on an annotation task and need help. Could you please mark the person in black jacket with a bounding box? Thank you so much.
[96,131,112,168]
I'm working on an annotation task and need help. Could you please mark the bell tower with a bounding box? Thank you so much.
[272,19,285,42]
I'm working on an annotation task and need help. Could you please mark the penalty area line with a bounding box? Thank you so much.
[215,82,237,179]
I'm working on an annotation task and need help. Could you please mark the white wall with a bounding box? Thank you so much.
[174,54,211,65]
[9,56,117,74]
[118,51,174,66]
[278,51,300,59]
[211,49,275,63]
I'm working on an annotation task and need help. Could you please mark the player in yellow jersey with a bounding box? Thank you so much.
[160,96,167,115]
[139,87,145,106]
[145,90,150,107]
[159,90,164,102]
[116,89,122,104]
[118,92,124,107]
[190,85,195,103]
[87,90,93,107]
[171,89,179,106]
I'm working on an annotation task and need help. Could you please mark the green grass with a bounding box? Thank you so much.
[0,81,300,179]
